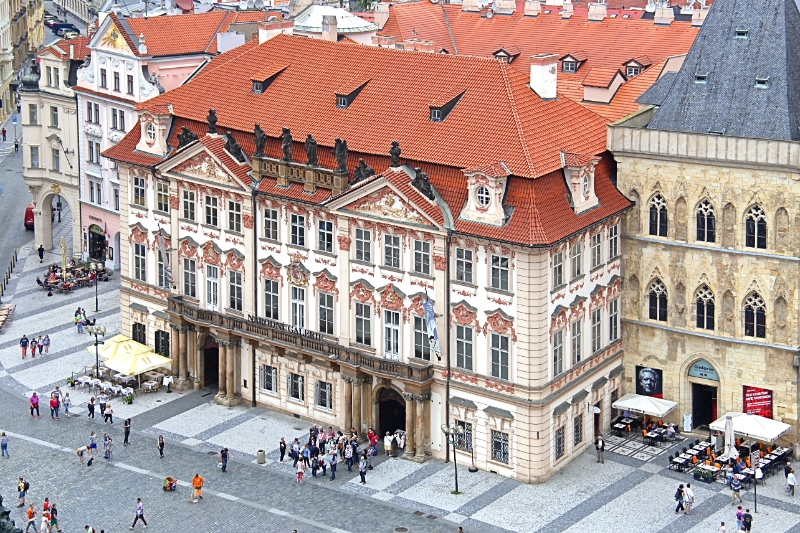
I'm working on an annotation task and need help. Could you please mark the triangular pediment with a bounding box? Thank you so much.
[335,184,436,227]
[157,142,250,191]
[94,19,135,56]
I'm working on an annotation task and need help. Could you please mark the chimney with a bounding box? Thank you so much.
[588,2,606,21]
[654,6,674,25]
[561,0,573,19]
[416,40,435,53]
[374,2,390,29]
[138,33,147,55]
[321,15,337,42]
[529,53,558,99]
[494,0,516,14]
[258,20,294,44]
[462,0,481,12]
[691,8,707,27]
[523,0,541,16]
[69,44,74,59]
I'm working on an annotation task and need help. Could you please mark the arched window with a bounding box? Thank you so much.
[695,285,714,330]
[745,205,767,249]
[696,200,716,242]
[648,279,667,322]
[648,194,668,237]
[744,293,766,338]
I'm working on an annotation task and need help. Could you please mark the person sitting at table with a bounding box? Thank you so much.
[163,476,178,491]
[623,409,632,419]
[666,425,676,438]
[647,421,657,432]
[737,458,746,472]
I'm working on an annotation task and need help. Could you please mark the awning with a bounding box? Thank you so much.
[612,393,677,418]
[571,390,589,404]
[485,406,514,419]
[85,334,144,361]
[450,396,477,409]
[553,402,571,417]
[105,350,172,376]
[709,412,791,442]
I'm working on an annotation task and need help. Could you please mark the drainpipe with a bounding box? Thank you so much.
[444,229,452,463]
[252,186,258,408]
[794,346,800,459]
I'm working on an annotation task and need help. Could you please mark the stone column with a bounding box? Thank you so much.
[414,393,429,460]
[352,378,362,436]
[217,341,227,399]
[403,393,415,457]
[343,376,353,431]
[226,340,236,401]
[169,324,181,383]
[178,327,188,388]
[361,376,373,436]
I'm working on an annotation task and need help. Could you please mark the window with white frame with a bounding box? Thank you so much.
[259,365,277,394]
[414,240,430,275]
[591,232,602,268]
[264,279,279,319]
[113,71,120,91]
[86,101,93,123]
[355,228,371,263]
[455,248,473,284]
[264,208,279,241]
[133,243,146,282]
[204,196,218,226]
[318,293,334,335]
[609,224,619,258]
[490,255,509,291]
[28,104,37,125]
[111,108,125,130]
[89,180,102,205]
[157,250,168,289]
[555,426,565,459]
[609,298,619,341]
[574,414,583,445]
[52,148,60,172]
[552,251,564,287]
[384,310,400,360]
[384,234,400,269]
[355,303,371,346]
[413,316,430,361]
[288,373,304,403]
[182,190,195,221]
[113,187,119,211]
[182,258,196,297]
[291,286,305,328]
[591,308,602,353]
[315,381,333,410]
[318,220,333,253]
[127,74,134,95]
[133,176,146,207]
[571,320,582,364]
[571,241,582,278]
[553,329,564,375]
[490,333,509,380]
[156,182,169,213]
[229,270,243,311]
[456,324,473,370]
[30,146,39,168]
[290,214,305,247]
[228,201,242,233]
[491,430,509,463]
[50,106,58,128]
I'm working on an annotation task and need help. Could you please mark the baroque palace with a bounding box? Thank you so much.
[105,35,630,482]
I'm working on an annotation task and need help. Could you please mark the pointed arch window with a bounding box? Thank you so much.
[648,194,668,237]
[745,205,767,249]
[648,279,667,322]
[695,285,714,330]
[744,293,766,338]
[696,200,716,242]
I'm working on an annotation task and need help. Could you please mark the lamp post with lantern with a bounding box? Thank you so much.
[86,324,106,379]
[441,423,465,494]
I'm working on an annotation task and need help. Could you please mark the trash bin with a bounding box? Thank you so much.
[257,449,266,464]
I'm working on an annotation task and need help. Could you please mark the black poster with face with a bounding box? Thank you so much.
[635,366,663,398]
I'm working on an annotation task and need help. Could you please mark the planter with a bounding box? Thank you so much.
[693,472,702,481]
[701,475,715,484]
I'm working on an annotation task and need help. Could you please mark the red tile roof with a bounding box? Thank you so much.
[582,67,624,88]
[463,162,510,177]
[40,36,91,61]
[196,135,255,187]
[125,11,232,56]
[102,121,166,167]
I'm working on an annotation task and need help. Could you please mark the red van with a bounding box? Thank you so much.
[24,204,34,229]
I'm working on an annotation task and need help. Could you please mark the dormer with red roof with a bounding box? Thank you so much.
[460,163,510,227]
[622,56,652,78]
[561,152,600,214]
[136,106,173,156]
[582,67,626,104]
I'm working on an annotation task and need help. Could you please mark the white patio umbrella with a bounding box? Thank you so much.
[709,412,791,442]
[611,393,678,418]
[719,415,739,461]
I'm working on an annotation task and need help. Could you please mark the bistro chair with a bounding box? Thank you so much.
[695,439,701,446]
[682,446,688,454]
[691,455,698,465]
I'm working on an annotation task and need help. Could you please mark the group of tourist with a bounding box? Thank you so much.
[18,335,50,359]
[27,388,72,421]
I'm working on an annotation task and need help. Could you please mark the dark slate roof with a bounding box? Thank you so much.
[636,72,677,106]
[647,0,800,141]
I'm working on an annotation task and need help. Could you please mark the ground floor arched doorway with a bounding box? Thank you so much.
[87,224,106,262]
[377,387,406,436]
[688,358,721,430]
[203,336,219,388]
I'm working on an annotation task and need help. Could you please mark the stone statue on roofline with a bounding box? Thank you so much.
[305,134,318,166]
[177,126,198,149]
[351,158,375,185]
[207,109,218,134]
[224,131,246,163]
[281,127,292,161]
[411,167,435,201]
[332,138,348,172]
[389,140,401,167]
[253,123,267,157]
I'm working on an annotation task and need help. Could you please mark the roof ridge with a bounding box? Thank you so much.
[205,11,233,54]
[499,63,536,177]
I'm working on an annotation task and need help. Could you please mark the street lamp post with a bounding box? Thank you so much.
[441,423,465,494]
[90,263,99,312]
[86,324,106,379]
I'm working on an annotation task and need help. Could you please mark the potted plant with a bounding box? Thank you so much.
[123,392,134,405]
[700,471,715,484]
[66,376,76,388]
[693,471,702,481]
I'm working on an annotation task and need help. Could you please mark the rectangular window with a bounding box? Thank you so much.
[455,247,473,284]
[113,187,120,211]
[591,232,602,268]
[574,414,583,445]
[355,303,371,346]
[228,201,242,233]
[609,224,619,259]
[113,72,120,91]
[46,66,52,86]
[315,381,333,410]
[384,310,400,360]
[318,220,333,253]
[95,182,102,205]
[229,270,243,312]
[384,234,400,269]
[127,74,134,94]
[50,106,58,127]
[571,241,582,278]
[100,68,107,88]
[291,286,305,328]
[355,228,371,263]
[52,148,60,171]
[413,316,431,361]
[318,293,334,335]
[264,279,279,319]
[490,255,509,291]
[455,421,473,452]
[133,243,146,282]
[490,333,509,380]
[592,308,602,353]
[112,109,118,130]
[290,214,305,247]
[553,251,564,287]
[263,209,278,241]
[182,190,195,221]
[553,329,564,376]
[93,103,100,124]
[259,365,277,394]
[89,180,94,203]
[456,324,473,370]
[609,298,619,342]
[30,146,39,168]
[206,265,219,310]
[157,251,168,289]
[154,330,169,357]
[28,104,37,125]
[156,182,169,213]
[132,322,146,345]
[88,141,94,163]
[414,240,430,275]
[86,101,92,123]
[571,320,582,365]
[288,373,304,402]
[555,427,565,459]
[133,176,146,208]
[119,110,125,131]
[491,430,509,463]
[55,68,60,87]
[204,195,218,226]
[182,258,196,297]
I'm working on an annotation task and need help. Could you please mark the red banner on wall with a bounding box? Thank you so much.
[743,386,773,419]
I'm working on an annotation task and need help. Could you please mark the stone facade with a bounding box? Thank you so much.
[609,107,800,441]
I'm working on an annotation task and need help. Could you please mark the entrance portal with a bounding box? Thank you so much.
[692,383,717,428]
[88,224,106,261]
[377,388,406,435]
[203,336,219,388]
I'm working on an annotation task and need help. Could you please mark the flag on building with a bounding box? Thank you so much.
[156,233,174,286]
[423,299,441,360]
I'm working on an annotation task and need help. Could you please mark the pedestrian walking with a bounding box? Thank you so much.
[359,454,368,484]
[157,435,165,458]
[49,395,59,420]
[731,477,743,504]
[787,468,796,496]
[684,483,694,515]
[29,337,37,358]
[37,245,44,263]
[123,419,131,445]
[1,431,8,458]
[103,404,114,424]
[329,449,337,481]
[14,139,18,152]
[785,461,792,478]
[63,394,71,418]
[30,392,41,418]
[717,522,726,533]
[18,477,29,507]
[741,509,752,532]
[36,336,44,356]
[102,433,109,459]
[106,437,113,462]
[43,335,50,355]
[674,483,685,514]
[87,398,96,419]
[88,431,97,457]
[296,458,305,483]
[279,437,286,462]
[219,446,228,473]
[735,506,743,530]
[2,128,7,141]
[24,503,38,533]
[98,393,108,417]
[20,335,28,359]
[129,498,147,529]
[49,503,62,533]
[191,474,204,502]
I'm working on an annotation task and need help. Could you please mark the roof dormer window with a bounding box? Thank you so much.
[250,64,289,95]
[430,108,443,122]
[694,73,708,84]
[252,81,264,94]
[735,28,749,39]
[428,90,465,123]
[755,76,769,89]
[334,79,369,111]
[626,66,640,77]
[562,60,576,73]
[336,95,349,109]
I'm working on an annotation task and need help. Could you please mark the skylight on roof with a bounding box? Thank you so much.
[694,73,708,84]
[735,28,749,39]
[622,14,630,18]
[609,13,617,18]
[755,76,770,89]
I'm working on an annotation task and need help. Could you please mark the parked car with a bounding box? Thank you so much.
[45,18,62,28]
[24,205,34,230]
[52,23,79,36]
[62,30,80,39]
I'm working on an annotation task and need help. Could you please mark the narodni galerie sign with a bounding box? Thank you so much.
[247,315,325,341]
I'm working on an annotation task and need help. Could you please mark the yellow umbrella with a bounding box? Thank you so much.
[84,335,143,361]
[104,350,172,377]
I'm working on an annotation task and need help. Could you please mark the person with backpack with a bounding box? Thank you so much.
[130,498,147,529]
[674,484,685,514]
[18,477,29,507]
[741,509,753,532]
[735,506,743,530]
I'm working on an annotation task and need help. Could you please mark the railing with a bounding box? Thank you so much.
[168,297,434,383]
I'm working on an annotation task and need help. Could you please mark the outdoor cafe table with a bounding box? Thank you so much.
[75,375,92,387]
[697,464,721,479]
[114,374,136,386]
[143,380,158,392]
[686,449,700,456]
[621,418,634,425]
[671,456,688,471]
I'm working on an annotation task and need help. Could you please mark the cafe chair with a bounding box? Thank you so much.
[695,439,701,446]
[705,459,711,466]
[682,446,688,454]
[691,455,698,465]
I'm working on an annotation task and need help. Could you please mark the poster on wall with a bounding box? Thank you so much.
[635,366,663,398]
[743,386,773,419]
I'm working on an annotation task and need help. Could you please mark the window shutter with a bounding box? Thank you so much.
[299,376,304,401]
[287,375,291,397]
[315,381,320,406]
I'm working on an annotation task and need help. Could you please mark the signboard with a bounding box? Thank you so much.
[750,450,761,468]
[688,359,719,381]
[635,366,663,398]
[247,315,324,341]
[743,386,773,419]
[12,116,16,124]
